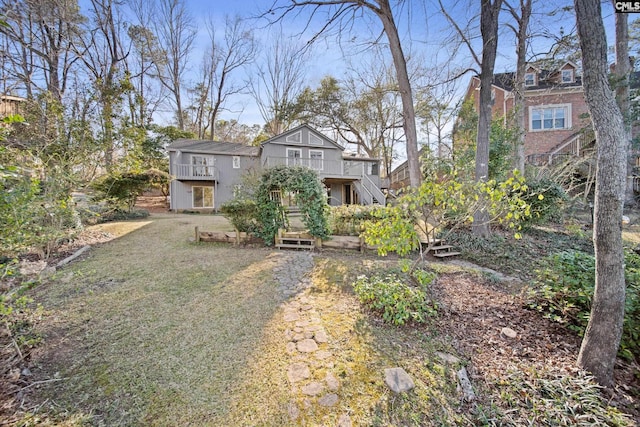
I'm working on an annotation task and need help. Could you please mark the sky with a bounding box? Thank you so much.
[176,0,618,128]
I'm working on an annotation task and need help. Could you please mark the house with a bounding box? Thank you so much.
[167,124,384,212]
[460,61,593,165]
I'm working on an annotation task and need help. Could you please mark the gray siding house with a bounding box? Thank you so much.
[168,124,384,212]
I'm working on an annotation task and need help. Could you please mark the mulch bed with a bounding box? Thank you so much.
[433,271,640,420]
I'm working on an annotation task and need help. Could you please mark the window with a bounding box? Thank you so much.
[309,132,324,145]
[530,104,571,131]
[191,155,215,177]
[369,162,379,176]
[192,186,213,208]
[309,150,323,170]
[286,131,302,143]
[286,148,302,166]
[524,72,535,86]
[561,69,574,83]
[232,156,240,169]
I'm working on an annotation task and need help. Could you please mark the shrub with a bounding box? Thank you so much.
[527,249,640,361]
[521,178,568,225]
[353,268,438,325]
[221,199,258,232]
[91,169,169,212]
[328,205,381,236]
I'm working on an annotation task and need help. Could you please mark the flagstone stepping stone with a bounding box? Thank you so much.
[318,393,339,407]
[435,351,460,364]
[287,362,311,383]
[338,414,352,427]
[297,339,319,353]
[284,312,300,322]
[384,367,415,393]
[325,372,339,391]
[314,350,332,360]
[295,320,310,328]
[286,342,297,354]
[293,333,305,342]
[288,402,300,420]
[314,329,328,343]
[301,381,324,396]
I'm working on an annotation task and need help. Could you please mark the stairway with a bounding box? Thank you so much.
[275,229,315,250]
[427,244,461,258]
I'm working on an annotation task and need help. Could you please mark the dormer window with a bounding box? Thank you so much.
[561,69,574,83]
[524,72,536,86]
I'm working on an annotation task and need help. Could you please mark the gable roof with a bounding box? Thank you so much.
[167,139,259,156]
[260,123,345,151]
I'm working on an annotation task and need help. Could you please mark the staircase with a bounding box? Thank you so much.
[275,229,315,250]
[426,243,461,258]
[526,128,595,166]
[354,174,386,205]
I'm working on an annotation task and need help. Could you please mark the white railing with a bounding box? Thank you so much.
[263,156,366,178]
[172,163,219,180]
[362,173,385,204]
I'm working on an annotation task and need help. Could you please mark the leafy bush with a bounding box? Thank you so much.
[91,169,169,212]
[353,268,438,325]
[527,249,640,361]
[221,199,258,232]
[254,166,329,244]
[521,178,568,225]
[329,204,382,236]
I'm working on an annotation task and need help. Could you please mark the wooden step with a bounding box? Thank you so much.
[428,245,453,252]
[433,251,461,258]
[276,243,315,250]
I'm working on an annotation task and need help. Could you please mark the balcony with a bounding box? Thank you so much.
[263,156,367,178]
[172,163,219,181]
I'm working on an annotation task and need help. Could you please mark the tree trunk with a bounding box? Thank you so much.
[511,0,531,175]
[575,0,627,388]
[376,0,421,187]
[473,0,502,236]
[612,10,634,204]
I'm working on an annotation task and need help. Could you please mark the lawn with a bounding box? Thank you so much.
[6,213,638,426]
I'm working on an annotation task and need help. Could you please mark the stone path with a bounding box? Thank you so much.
[270,251,353,426]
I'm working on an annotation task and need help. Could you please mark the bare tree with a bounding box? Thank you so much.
[207,16,256,139]
[442,0,502,235]
[153,0,196,131]
[504,0,531,175]
[265,0,422,186]
[76,0,129,171]
[0,0,84,101]
[575,0,627,387]
[249,31,309,136]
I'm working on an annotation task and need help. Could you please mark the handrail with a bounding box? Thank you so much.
[172,163,219,180]
[362,173,385,204]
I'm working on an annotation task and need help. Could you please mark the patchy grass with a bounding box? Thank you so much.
[7,214,637,425]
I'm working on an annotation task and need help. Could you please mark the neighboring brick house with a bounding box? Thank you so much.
[462,61,593,164]
[389,62,593,190]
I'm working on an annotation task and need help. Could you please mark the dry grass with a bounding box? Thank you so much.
[13,213,635,426]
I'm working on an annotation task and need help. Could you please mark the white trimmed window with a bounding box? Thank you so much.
[529,104,571,131]
[192,186,213,208]
[561,69,574,83]
[309,132,324,145]
[524,72,536,86]
[309,150,324,170]
[286,131,302,143]
[232,156,240,169]
[286,148,302,166]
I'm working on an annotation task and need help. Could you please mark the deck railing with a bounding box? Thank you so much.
[263,156,367,178]
[172,163,219,180]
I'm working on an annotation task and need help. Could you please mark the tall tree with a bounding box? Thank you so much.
[0,0,84,101]
[267,0,422,186]
[249,31,309,136]
[575,0,627,387]
[76,0,130,171]
[154,0,196,131]
[504,0,531,175]
[441,0,503,236]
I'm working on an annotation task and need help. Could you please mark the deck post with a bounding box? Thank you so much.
[195,226,200,242]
